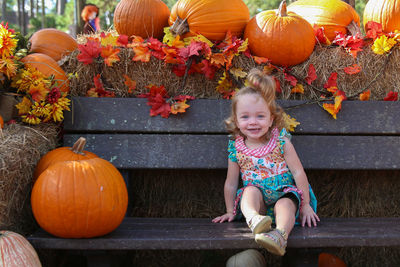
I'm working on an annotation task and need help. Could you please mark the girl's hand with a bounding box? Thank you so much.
[212,212,235,223]
[300,204,320,227]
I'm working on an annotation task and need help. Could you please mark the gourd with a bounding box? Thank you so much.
[31,158,128,238]
[226,249,266,267]
[33,137,98,181]
[363,0,400,33]
[169,0,250,41]
[21,53,69,93]
[287,0,360,41]
[28,28,78,62]
[244,1,315,67]
[0,115,3,129]
[318,252,347,267]
[114,0,170,39]
[0,230,42,267]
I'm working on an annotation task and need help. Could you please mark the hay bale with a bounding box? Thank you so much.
[0,123,59,234]
[62,37,400,100]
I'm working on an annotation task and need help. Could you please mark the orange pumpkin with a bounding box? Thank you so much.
[31,158,128,238]
[33,137,98,181]
[0,231,42,267]
[114,0,170,39]
[287,0,360,41]
[244,1,315,67]
[169,0,250,41]
[363,0,400,33]
[318,252,347,267]
[29,28,78,62]
[21,53,69,93]
[0,115,3,129]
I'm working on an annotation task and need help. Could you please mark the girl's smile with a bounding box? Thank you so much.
[235,94,273,147]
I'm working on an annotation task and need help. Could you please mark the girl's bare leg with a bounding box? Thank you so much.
[274,197,297,236]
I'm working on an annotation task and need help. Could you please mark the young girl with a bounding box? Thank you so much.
[212,68,319,256]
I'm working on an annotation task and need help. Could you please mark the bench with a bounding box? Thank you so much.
[27,97,400,266]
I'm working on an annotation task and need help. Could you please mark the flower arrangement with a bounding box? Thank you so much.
[0,22,70,125]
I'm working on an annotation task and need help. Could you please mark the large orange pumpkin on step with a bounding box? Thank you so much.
[0,231,42,267]
[169,0,250,41]
[21,53,69,93]
[287,0,360,41]
[31,158,128,238]
[363,0,400,33]
[318,252,347,267]
[0,115,3,129]
[244,1,315,67]
[33,137,98,181]
[29,28,78,62]
[114,0,170,39]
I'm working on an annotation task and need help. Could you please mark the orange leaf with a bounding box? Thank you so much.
[101,45,120,66]
[291,84,304,94]
[132,46,151,62]
[123,75,136,94]
[359,90,370,101]
[210,53,226,67]
[170,100,190,114]
[253,56,269,65]
[344,64,361,75]
[162,47,183,65]
[322,95,344,119]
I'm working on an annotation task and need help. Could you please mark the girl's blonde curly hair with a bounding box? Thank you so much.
[225,68,284,139]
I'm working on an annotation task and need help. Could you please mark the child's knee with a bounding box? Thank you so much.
[275,197,297,211]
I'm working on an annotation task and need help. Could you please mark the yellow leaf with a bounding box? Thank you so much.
[170,100,190,114]
[282,113,300,132]
[184,35,214,47]
[229,68,247,79]
[372,35,397,55]
[359,90,370,101]
[236,38,248,55]
[291,84,304,94]
[100,33,119,47]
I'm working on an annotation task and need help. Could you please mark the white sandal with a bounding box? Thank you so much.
[247,215,272,234]
[255,228,287,256]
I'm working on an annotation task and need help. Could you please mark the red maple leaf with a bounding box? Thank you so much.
[284,72,297,86]
[324,72,338,89]
[313,26,330,45]
[174,95,195,101]
[117,35,129,46]
[148,93,171,118]
[305,64,317,85]
[365,21,383,40]
[384,91,398,101]
[147,37,163,51]
[333,33,364,58]
[77,40,102,64]
[201,59,217,80]
[179,41,203,59]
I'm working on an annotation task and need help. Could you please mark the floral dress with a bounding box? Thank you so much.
[228,128,317,224]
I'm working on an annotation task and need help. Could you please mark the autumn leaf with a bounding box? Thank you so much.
[323,95,345,119]
[77,40,102,64]
[100,45,120,66]
[216,70,236,98]
[282,113,300,132]
[274,77,281,93]
[170,100,190,114]
[147,93,171,118]
[184,34,214,48]
[291,84,304,94]
[365,21,383,40]
[132,46,151,62]
[117,35,129,46]
[305,64,317,85]
[163,27,176,46]
[230,67,247,79]
[236,38,248,55]
[210,53,226,67]
[384,91,398,101]
[284,72,297,86]
[179,40,203,59]
[324,72,337,89]
[359,90,370,101]
[174,95,195,102]
[314,26,331,45]
[87,74,115,98]
[163,47,184,65]
[254,56,269,65]
[123,74,136,94]
[333,33,364,58]
[100,32,118,47]
[344,64,361,75]
[201,59,217,80]
[372,35,397,55]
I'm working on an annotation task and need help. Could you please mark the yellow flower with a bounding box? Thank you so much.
[50,103,65,122]
[372,35,397,55]
[21,113,41,125]
[0,24,18,57]
[56,96,71,111]
[31,101,51,117]
[28,82,49,102]
[0,57,18,79]
[15,97,32,115]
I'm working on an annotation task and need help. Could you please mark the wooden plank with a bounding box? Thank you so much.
[27,217,400,250]
[64,97,400,134]
[64,134,400,170]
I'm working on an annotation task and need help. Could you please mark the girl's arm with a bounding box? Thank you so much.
[282,136,320,227]
[212,159,240,223]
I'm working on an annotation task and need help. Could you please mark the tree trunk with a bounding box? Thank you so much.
[17,0,22,30]
[29,0,34,18]
[57,0,66,15]
[21,0,26,35]
[74,0,86,34]
[1,0,6,21]
[41,0,45,28]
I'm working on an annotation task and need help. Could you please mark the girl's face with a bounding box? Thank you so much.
[235,94,273,143]
[89,12,97,20]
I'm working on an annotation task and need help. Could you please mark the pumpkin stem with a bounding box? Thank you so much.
[278,1,287,17]
[71,137,87,155]
[170,16,189,37]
